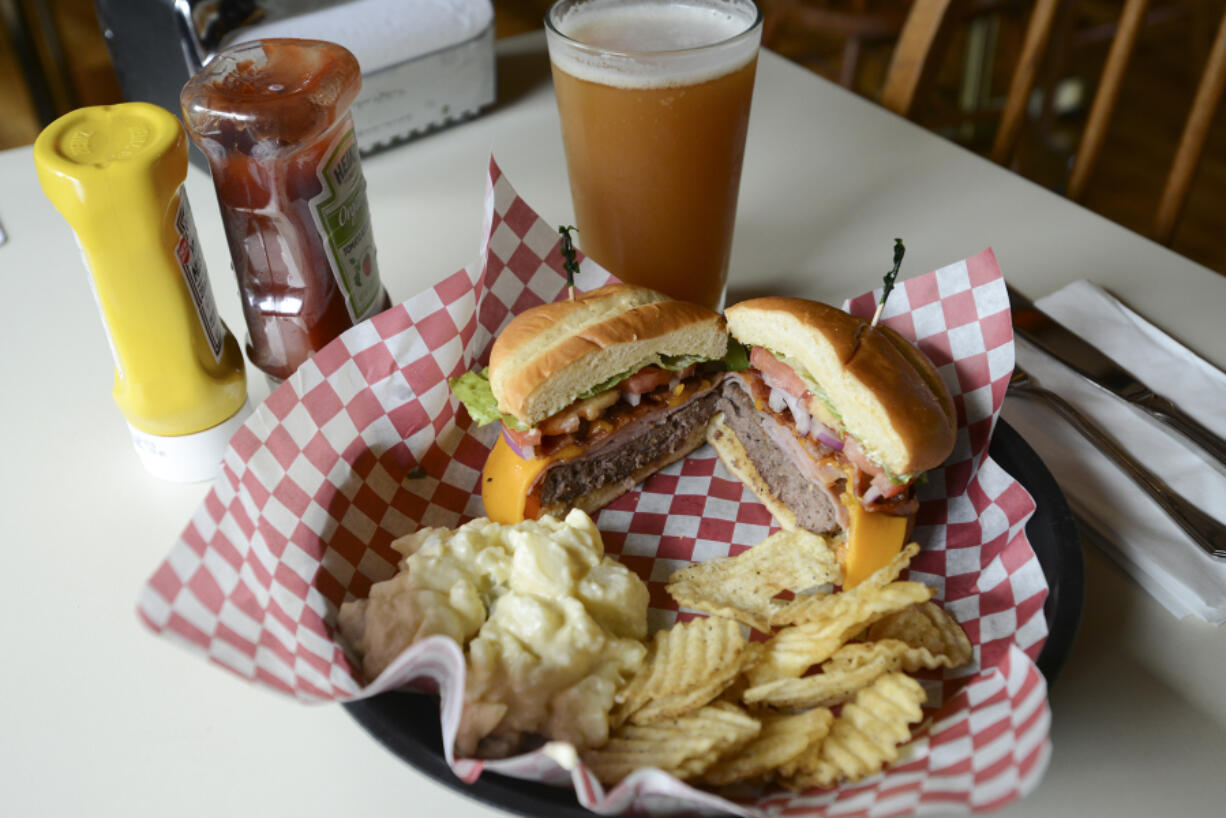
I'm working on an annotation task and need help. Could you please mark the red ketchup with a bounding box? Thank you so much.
[181,38,389,381]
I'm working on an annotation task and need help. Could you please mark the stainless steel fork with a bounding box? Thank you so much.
[1008,366,1226,560]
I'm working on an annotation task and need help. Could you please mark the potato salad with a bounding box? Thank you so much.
[338,509,648,757]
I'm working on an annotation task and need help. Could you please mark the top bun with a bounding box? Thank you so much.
[724,297,955,476]
[491,284,727,426]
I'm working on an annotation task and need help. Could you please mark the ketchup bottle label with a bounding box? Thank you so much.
[173,190,226,363]
[309,126,382,322]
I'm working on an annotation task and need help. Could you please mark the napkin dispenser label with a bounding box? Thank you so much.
[96,0,496,159]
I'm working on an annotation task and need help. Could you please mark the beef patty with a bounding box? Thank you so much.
[539,387,721,507]
[717,380,842,533]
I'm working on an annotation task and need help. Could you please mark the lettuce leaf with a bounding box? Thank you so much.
[578,372,631,400]
[659,353,708,371]
[447,369,530,431]
[722,339,750,372]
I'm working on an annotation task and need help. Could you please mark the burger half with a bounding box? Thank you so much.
[450,284,742,524]
[708,297,956,587]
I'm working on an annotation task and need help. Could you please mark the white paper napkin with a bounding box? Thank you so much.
[229,0,494,73]
[1001,280,1226,624]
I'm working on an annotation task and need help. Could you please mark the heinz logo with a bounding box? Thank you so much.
[176,236,191,266]
[331,143,357,186]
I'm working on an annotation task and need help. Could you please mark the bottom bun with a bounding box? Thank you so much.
[706,413,802,532]
[539,422,712,519]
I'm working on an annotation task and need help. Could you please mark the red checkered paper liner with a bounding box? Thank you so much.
[139,156,1050,816]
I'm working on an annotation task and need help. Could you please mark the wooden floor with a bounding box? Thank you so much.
[4,0,1225,279]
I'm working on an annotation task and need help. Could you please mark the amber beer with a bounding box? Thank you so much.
[546,0,762,309]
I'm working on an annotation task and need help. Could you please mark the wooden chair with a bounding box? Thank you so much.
[762,0,913,89]
[879,0,1226,246]
[761,1,1026,95]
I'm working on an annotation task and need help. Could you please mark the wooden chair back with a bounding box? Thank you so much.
[879,0,1226,245]
[763,1,913,89]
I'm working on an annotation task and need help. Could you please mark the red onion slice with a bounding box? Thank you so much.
[765,381,846,452]
[810,420,844,451]
[816,432,843,451]
[861,484,884,505]
[501,426,536,461]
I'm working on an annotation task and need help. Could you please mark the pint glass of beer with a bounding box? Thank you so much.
[545,0,762,309]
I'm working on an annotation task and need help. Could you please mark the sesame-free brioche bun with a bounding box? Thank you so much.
[724,297,955,476]
[490,284,727,426]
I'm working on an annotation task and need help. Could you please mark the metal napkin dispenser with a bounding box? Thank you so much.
[95,0,497,155]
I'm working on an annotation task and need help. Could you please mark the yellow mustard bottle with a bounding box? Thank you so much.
[34,102,249,482]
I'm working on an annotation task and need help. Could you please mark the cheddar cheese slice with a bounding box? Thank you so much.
[842,502,909,588]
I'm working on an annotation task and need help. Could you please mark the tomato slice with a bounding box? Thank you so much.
[621,365,675,394]
[502,423,541,448]
[870,471,909,499]
[749,346,810,400]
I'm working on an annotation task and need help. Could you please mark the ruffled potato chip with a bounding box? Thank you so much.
[748,581,934,686]
[616,616,747,725]
[743,640,907,708]
[666,529,841,632]
[701,707,834,787]
[771,543,920,627]
[780,672,926,790]
[582,701,761,785]
[867,601,974,669]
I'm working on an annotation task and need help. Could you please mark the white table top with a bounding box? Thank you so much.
[2,32,1223,817]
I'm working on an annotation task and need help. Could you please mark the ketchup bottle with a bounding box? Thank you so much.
[181,38,389,382]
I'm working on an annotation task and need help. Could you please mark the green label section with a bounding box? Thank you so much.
[311,126,382,321]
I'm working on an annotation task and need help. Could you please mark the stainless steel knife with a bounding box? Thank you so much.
[1007,285,1226,472]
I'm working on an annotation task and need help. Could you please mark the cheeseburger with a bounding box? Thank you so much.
[451,284,741,524]
[708,297,956,586]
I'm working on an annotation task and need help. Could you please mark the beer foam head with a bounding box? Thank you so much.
[547,0,762,88]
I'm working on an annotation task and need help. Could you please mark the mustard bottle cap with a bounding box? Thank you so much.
[34,101,185,181]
